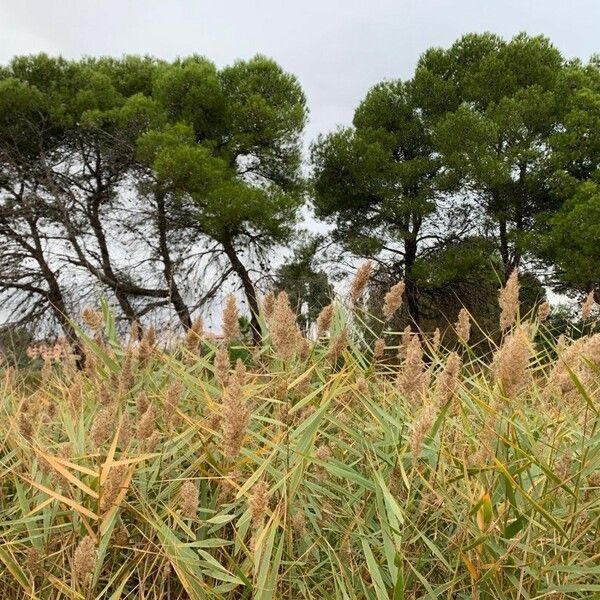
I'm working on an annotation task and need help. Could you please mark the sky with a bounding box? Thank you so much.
[1,0,599,147]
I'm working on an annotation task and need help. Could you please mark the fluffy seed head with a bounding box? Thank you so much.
[164,381,183,424]
[432,328,441,352]
[492,324,531,398]
[25,547,44,578]
[138,326,157,363]
[90,407,115,448]
[411,404,436,468]
[145,430,161,452]
[455,308,471,343]
[136,391,149,416]
[537,301,551,322]
[582,291,596,321]
[349,261,373,303]
[269,292,301,360]
[118,412,132,448]
[100,465,127,512]
[327,328,348,363]
[262,291,276,320]
[383,281,405,320]
[222,295,240,341]
[214,346,230,387]
[184,318,203,353]
[136,405,156,440]
[73,536,96,586]
[398,335,430,404]
[316,303,334,336]
[248,480,269,527]
[373,338,385,360]
[81,308,103,331]
[499,270,520,330]
[220,361,250,460]
[180,480,199,518]
[398,326,415,360]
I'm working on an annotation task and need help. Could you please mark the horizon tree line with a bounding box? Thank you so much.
[1,32,599,354]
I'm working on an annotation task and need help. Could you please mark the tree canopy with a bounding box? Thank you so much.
[0,54,306,343]
[312,32,600,329]
[1,32,599,344]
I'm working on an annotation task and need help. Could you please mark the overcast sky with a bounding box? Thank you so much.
[1,0,599,146]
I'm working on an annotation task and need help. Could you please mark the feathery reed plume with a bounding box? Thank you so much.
[499,270,520,330]
[135,391,149,416]
[222,295,240,341]
[25,547,43,578]
[84,346,99,379]
[432,328,441,352]
[214,346,230,387]
[356,376,368,396]
[434,351,462,406]
[90,407,115,447]
[316,303,334,336]
[220,359,250,460]
[537,301,551,322]
[138,325,156,363]
[269,291,301,360]
[373,338,385,360]
[546,333,600,400]
[327,327,348,363]
[81,307,103,331]
[233,357,246,384]
[349,261,373,303]
[262,291,276,320]
[100,465,126,512]
[129,319,140,343]
[136,405,156,440]
[17,410,33,441]
[582,290,595,321]
[164,381,183,425]
[292,510,306,534]
[118,412,132,448]
[411,404,436,468]
[314,443,332,481]
[180,480,199,518]
[117,353,134,399]
[248,480,269,527]
[492,324,531,398]
[184,318,203,353]
[398,335,430,404]
[145,430,161,452]
[73,536,96,586]
[96,382,113,407]
[67,378,83,414]
[383,281,405,320]
[397,326,414,360]
[455,308,471,343]
[298,335,311,360]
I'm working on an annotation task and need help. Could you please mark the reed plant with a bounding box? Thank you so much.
[1,272,599,599]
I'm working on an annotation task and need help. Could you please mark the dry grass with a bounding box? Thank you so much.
[1,290,600,599]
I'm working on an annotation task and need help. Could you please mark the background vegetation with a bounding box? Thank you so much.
[1,32,600,355]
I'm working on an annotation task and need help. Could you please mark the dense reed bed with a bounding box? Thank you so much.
[1,273,599,599]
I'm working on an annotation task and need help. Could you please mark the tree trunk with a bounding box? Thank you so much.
[220,235,261,345]
[404,236,420,331]
[27,219,84,366]
[87,197,139,325]
[155,190,192,329]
